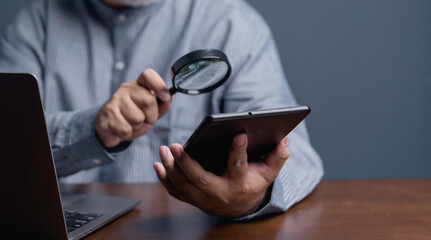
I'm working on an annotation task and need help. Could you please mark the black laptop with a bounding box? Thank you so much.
[0,73,140,239]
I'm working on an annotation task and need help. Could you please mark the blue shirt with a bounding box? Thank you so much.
[0,0,323,219]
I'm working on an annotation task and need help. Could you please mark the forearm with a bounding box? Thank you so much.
[47,107,115,177]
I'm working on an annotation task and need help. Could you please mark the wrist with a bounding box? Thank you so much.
[238,183,274,218]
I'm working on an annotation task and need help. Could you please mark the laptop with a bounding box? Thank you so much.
[0,73,140,239]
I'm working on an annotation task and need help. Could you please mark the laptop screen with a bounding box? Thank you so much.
[0,73,68,239]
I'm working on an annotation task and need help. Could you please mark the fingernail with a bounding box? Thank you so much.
[160,146,167,159]
[171,145,182,158]
[160,90,170,101]
[235,134,247,146]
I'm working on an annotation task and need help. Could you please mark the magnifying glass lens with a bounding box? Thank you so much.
[174,60,229,92]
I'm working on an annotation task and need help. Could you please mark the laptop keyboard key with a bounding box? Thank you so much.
[64,210,102,233]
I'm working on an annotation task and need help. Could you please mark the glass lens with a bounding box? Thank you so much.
[173,60,229,92]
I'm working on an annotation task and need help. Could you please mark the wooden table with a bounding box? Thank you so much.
[61,179,431,240]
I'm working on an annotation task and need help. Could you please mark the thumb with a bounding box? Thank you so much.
[261,135,290,181]
[227,133,248,182]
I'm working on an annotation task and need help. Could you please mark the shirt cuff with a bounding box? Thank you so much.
[54,136,114,177]
[232,178,284,221]
[53,107,116,177]
[233,131,324,221]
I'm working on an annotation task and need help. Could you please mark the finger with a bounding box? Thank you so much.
[153,162,192,203]
[226,133,249,182]
[97,131,122,148]
[153,161,167,182]
[95,107,123,147]
[129,70,171,119]
[127,123,152,140]
[260,135,290,182]
[131,82,171,120]
[132,88,158,125]
[119,96,146,131]
[117,81,159,124]
[138,69,171,102]
[106,107,133,140]
[169,144,221,195]
[159,146,208,201]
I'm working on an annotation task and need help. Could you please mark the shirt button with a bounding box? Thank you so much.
[118,14,127,22]
[115,61,125,71]
[92,158,102,165]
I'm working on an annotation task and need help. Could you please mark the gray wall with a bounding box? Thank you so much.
[1,0,430,179]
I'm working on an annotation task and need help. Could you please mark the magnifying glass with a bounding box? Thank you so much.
[107,49,231,152]
[157,49,231,103]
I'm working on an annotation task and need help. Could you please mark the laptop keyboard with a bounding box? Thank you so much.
[64,210,103,233]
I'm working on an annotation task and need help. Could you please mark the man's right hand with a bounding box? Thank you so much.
[95,69,171,148]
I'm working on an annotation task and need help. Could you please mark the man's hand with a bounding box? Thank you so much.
[154,133,289,218]
[95,69,171,148]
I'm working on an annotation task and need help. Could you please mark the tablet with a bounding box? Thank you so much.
[183,106,310,175]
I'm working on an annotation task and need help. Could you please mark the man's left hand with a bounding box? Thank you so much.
[153,133,289,218]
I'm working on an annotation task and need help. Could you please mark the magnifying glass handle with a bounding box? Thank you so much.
[169,87,177,95]
[156,87,177,104]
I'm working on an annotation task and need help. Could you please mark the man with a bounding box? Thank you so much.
[0,0,323,219]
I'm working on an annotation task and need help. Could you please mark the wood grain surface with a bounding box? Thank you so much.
[60,179,431,240]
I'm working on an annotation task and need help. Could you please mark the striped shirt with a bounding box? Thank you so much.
[0,0,323,219]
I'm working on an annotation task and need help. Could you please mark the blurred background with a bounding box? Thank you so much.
[0,0,429,179]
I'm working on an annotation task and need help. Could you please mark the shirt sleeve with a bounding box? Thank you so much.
[200,1,324,220]
[0,0,115,177]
